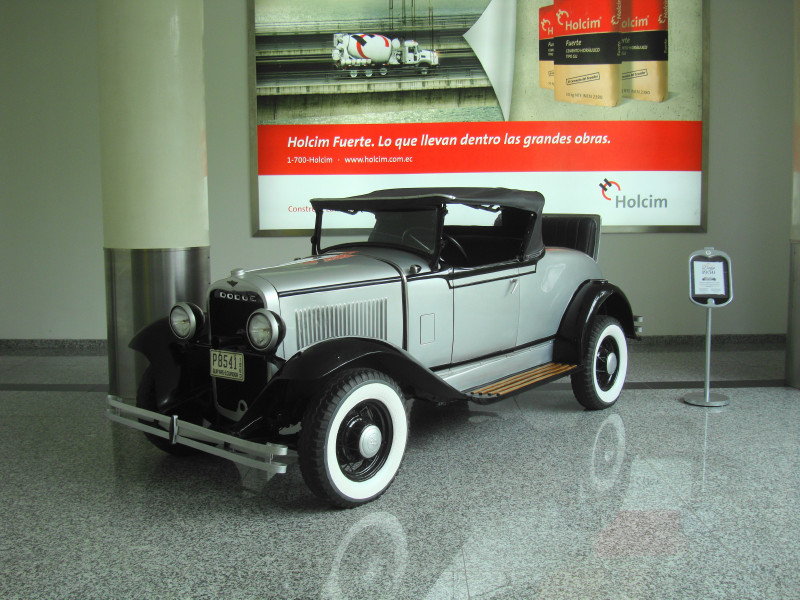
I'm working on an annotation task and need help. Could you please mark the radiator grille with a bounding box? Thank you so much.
[209,289,264,346]
[295,298,388,348]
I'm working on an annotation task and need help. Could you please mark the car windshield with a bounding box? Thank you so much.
[319,208,439,256]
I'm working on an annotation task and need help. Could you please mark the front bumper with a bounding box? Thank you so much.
[106,395,288,475]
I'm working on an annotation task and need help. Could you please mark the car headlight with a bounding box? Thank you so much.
[246,309,282,351]
[169,302,203,340]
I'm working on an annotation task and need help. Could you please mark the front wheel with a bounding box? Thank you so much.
[571,316,628,410]
[299,369,408,508]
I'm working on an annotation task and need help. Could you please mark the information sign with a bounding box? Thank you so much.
[689,248,733,307]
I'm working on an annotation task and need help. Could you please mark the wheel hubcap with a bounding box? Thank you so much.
[358,424,383,459]
[596,335,621,392]
[337,399,393,482]
[606,353,618,377]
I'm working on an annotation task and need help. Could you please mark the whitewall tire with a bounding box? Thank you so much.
[571,316,628,410]
[299,369,408,508]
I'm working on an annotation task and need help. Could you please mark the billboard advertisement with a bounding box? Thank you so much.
[254,0,704,234]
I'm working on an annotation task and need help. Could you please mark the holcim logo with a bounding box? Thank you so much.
[599,178,669,209]
[599,178,620,200]
[564,15,602,31]
[621,15,649,28]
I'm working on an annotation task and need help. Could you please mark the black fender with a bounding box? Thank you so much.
[231,337,466,439]
[554,280,637,366]
[129,317,211,413]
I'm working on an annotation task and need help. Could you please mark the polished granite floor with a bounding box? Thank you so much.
[1,340,798,599]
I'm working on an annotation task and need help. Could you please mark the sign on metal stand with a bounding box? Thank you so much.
[683,248,733,407]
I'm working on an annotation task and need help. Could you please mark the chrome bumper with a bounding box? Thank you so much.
[106,396,288,475]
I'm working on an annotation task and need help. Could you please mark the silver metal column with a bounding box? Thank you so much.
[105,247,209,399]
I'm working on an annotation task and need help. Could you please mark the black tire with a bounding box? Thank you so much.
[298,369,409,508]
[571,315,628,410]
[135,366,198,456]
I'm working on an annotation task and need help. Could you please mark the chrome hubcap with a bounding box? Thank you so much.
[358,424,383,459]
[606,353,618,377]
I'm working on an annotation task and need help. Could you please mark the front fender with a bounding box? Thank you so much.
[231,337,466,439]
[129,318,210,413]
[554,281,636,365]
[287,337,466,399]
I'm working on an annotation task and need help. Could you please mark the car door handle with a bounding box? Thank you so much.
[509,278,519,295]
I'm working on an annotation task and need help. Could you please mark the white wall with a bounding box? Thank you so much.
[0,0,794,339]
[0,0,104,339]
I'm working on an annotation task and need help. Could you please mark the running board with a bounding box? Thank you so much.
[467,362,578,402]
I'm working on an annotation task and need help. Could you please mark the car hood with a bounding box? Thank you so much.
[246,250,402,294]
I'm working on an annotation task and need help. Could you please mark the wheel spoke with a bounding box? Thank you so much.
[335,399,393,482]
[595,336,619,391]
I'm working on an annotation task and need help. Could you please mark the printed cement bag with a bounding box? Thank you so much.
[621,0,669,101]
[539,5,555,89]
[553,0,622,107]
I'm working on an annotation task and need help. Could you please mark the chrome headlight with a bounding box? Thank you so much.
[246,309,281,351]
[169,302,203,340]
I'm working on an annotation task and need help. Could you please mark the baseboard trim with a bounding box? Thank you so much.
[0,339,107,355]
[632,334,786,347]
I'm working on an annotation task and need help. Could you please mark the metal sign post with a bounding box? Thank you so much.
[682,248,733,407]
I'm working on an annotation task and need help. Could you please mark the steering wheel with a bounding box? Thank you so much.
[442,233,469,264]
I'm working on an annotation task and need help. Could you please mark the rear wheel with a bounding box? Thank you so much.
[571,316,628,410]
[299,369,408,508]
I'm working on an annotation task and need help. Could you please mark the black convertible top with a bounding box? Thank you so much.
[310,187,548,262]
[310,187,545,214]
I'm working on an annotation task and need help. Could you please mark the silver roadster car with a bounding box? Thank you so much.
[107,187,639,507]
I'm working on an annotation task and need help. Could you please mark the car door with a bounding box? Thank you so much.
[406,272,454,368]
[450,262,521,363]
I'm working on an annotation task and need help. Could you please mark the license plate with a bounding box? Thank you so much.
[210,350,245,382]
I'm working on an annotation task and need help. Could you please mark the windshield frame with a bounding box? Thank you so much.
[311,205,447,266]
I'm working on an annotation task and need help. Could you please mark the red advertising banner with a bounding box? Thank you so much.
[259,120,701,176]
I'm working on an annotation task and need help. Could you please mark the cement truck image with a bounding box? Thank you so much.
[332,33,439,77]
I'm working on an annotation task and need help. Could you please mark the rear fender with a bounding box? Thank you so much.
[554,281,636,365]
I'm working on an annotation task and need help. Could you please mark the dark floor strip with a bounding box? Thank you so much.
[0,383,108,392]
[630,379,787,389]
[538,380,788,391]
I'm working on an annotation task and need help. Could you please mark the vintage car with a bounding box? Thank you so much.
[107,187,640,508]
